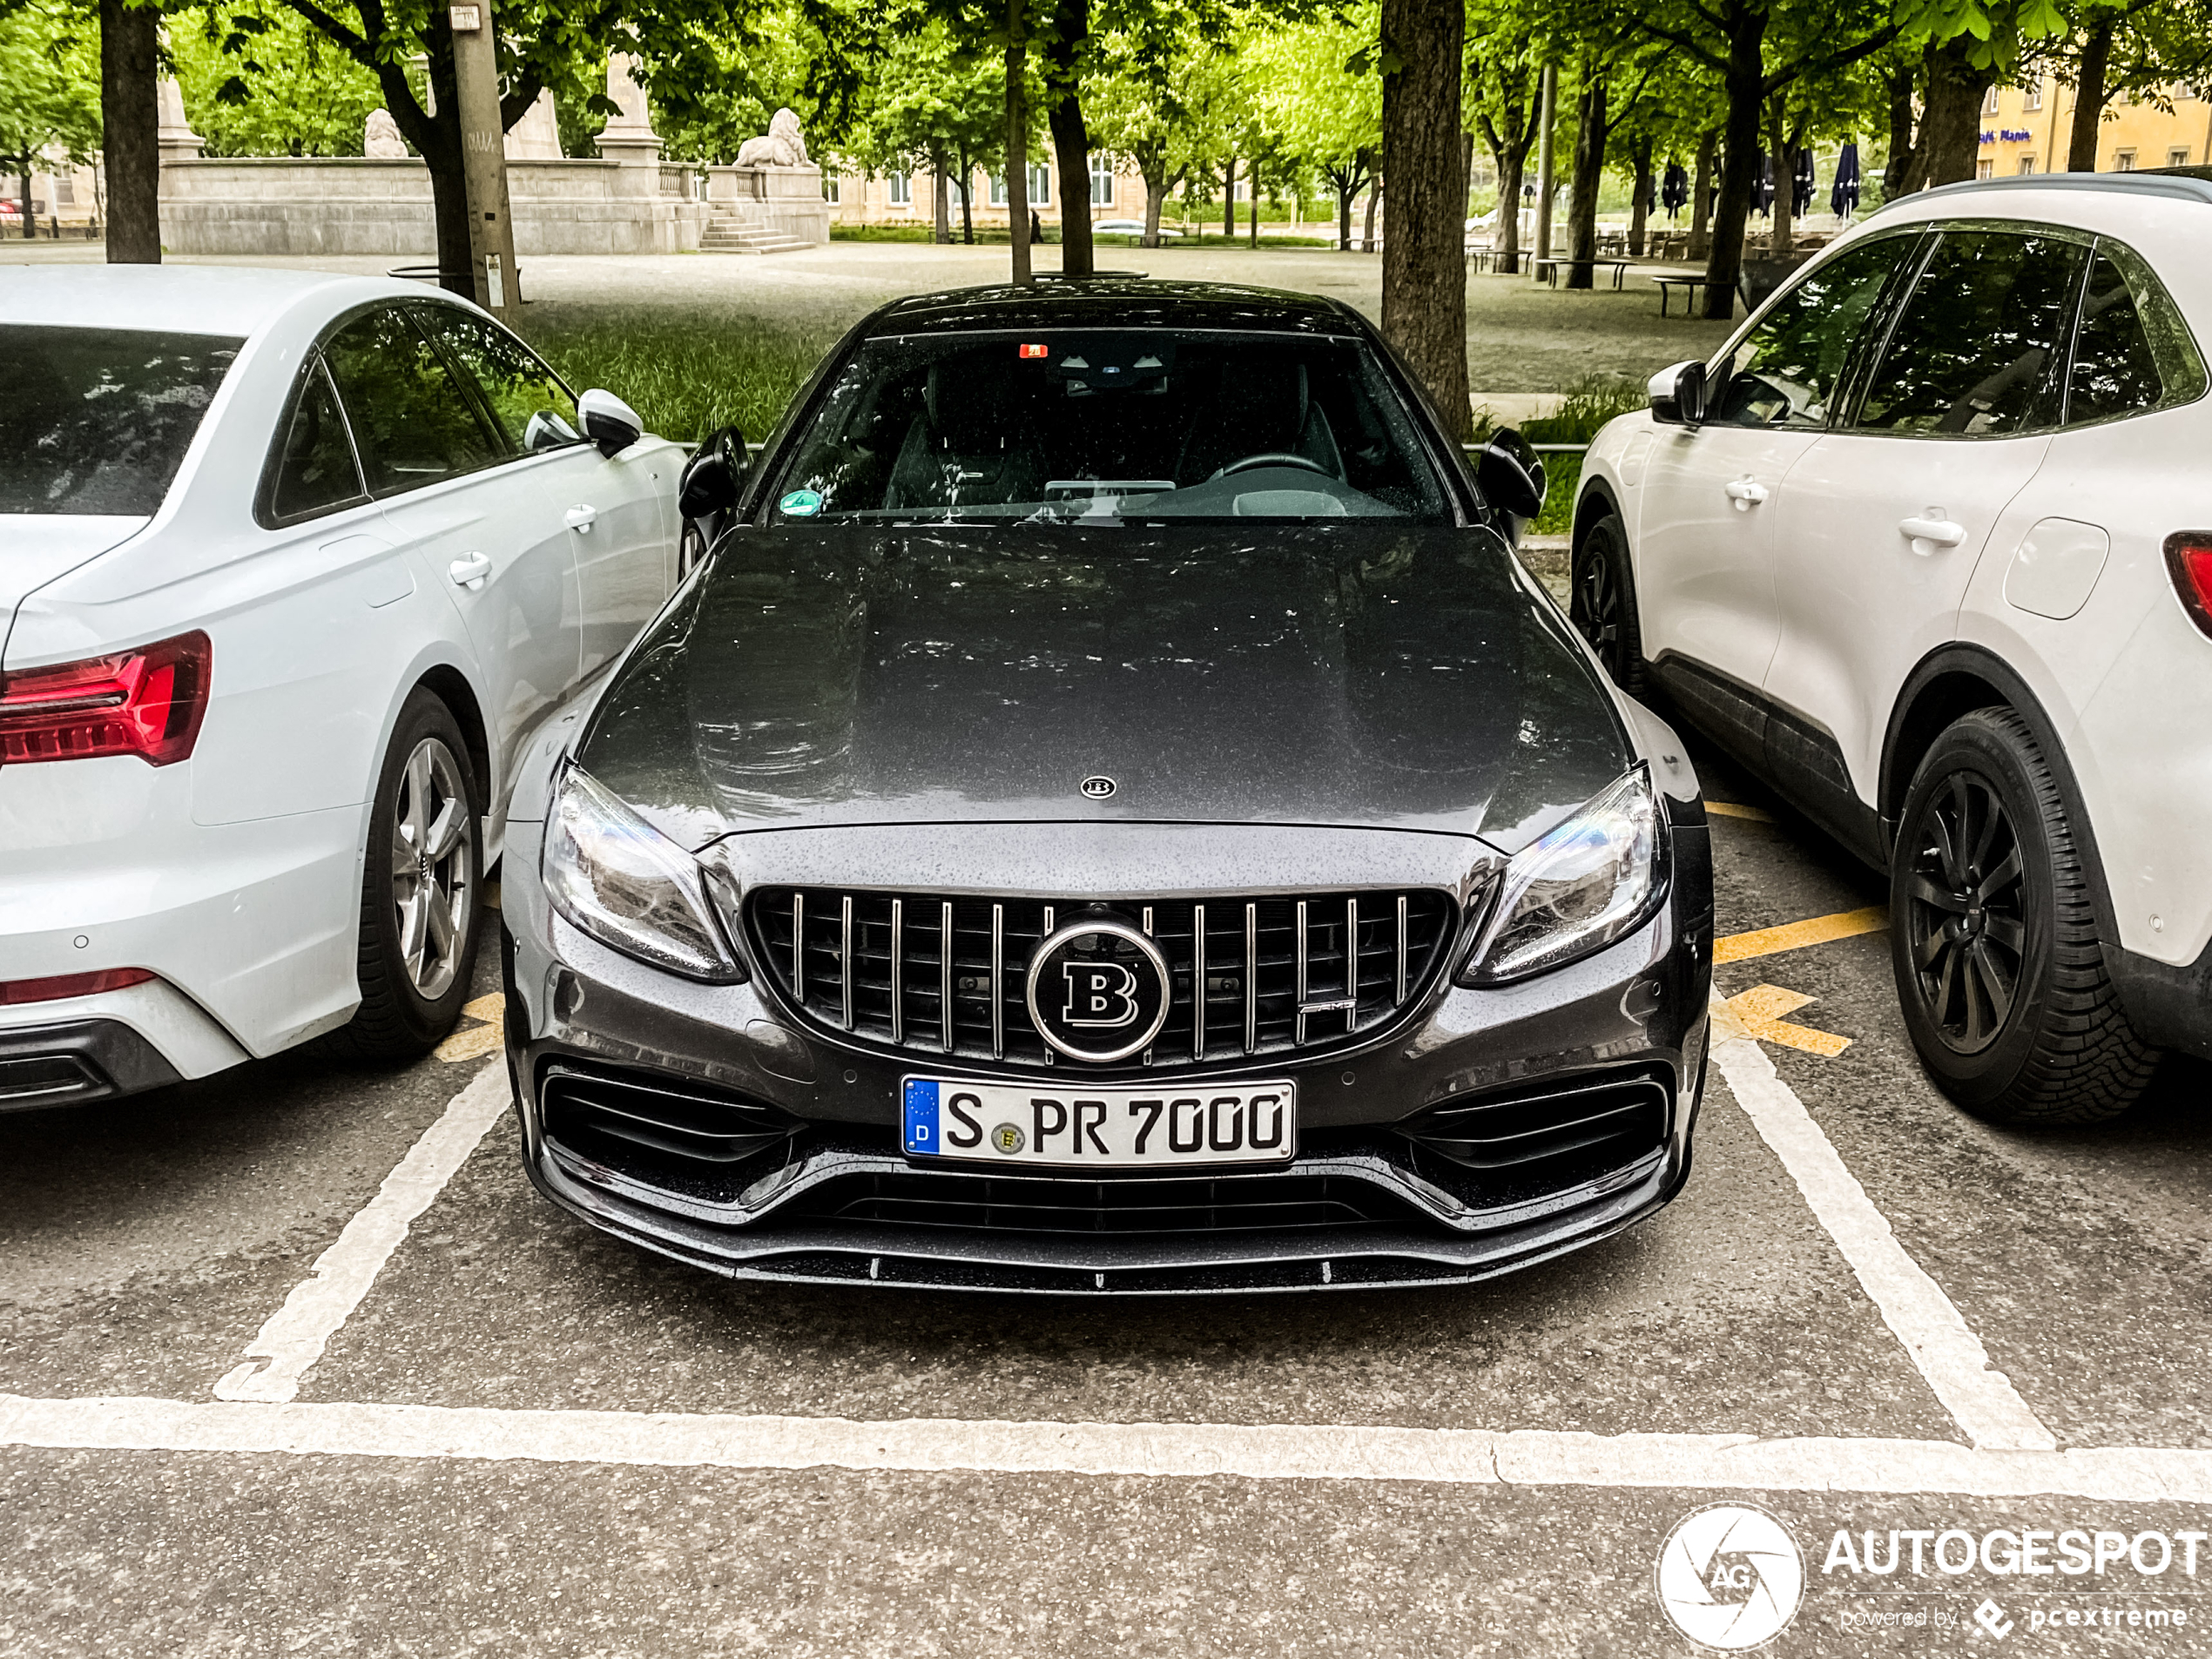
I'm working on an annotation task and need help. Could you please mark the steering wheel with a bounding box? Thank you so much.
[1207,452,1334,483]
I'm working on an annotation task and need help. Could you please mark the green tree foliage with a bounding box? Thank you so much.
[1248,4,1380,249]
[0,0,103,226]
[637,0,822,165]
[844,13,1018,240]
[172,3,384,156]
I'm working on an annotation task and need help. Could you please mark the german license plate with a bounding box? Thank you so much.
[901,1076,1297,1168]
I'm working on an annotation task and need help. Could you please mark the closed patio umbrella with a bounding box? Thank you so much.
[1831,142,1862,218]
[1792,148,1816,217]
[1750,152,1775,217]
[1661,161,1689,219]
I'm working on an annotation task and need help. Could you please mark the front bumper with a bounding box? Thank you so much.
[500,806,1713,1294]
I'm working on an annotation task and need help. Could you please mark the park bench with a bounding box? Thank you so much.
[1528,255,1633,290]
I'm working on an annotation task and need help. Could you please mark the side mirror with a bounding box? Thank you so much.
[679,425,748,518]
[578,388,644,456]
[1476,427,1547,530]
[1648,360,1707,425]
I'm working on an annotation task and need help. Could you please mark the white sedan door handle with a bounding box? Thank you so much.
[1723,477,1770,510]
[1899,514,1968,555]
[565,503,598,534]
[448,552,493,590]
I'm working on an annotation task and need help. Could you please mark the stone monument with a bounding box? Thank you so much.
[706,107,828,245]
[504,90,562,161]
[595,53,661,171]
[363,109,408,158]
[156,78,204,162]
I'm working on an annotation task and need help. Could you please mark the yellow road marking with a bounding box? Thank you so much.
[1712,984,1852,1058]
[1716,906,1889,966]
[434,992,506,1063]
[1705,800,1777,822]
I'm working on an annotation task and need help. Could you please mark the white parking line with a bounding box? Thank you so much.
[1709,1029,2059,1453]
[212,1062,510,1403]
[3,1393,2202,1501]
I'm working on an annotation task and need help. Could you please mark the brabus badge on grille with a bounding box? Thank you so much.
[1079,774,1116,800]
[1025,919,1172,1063]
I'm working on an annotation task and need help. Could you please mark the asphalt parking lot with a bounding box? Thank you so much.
[4,717,2209,1657]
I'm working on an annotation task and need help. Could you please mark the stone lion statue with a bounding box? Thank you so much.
[363,109,407,158]
[735,107,808,168]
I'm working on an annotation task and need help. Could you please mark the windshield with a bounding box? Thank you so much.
[768,329,1452,524]
[1,326,243,516]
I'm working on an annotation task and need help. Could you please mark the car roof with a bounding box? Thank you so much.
[1870,169,2212,222]
[861,278,1367,339]
[0,264,439,338]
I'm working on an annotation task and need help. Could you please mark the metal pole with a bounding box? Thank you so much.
[1532,63,1557,263]
[450,1,519,323]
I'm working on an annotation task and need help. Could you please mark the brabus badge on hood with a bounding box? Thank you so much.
[1080,775,1116,800]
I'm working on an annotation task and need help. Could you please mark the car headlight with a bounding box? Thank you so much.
[543,765,743,981]
[1459,764,1663,986]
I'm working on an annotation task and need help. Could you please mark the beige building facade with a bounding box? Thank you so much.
[826,154,1149,229]
[1979,76,2212,178]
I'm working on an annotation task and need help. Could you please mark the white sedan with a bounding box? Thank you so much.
[0,266,685,1105]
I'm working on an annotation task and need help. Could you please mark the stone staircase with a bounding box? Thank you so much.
[699,214,812,254]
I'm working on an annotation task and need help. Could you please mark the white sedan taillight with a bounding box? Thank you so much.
[0,631,212,765]
[2167,534,2212,640]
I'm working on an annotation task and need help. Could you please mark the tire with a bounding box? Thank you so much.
[1889,708,2158,1125]
[1569,512,1647,696]
[326,691,486,1061]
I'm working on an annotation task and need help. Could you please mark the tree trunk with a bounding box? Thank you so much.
[1564,67,1607,288]
[1532,62,1557,260]
[1379,0,1468,439]
[1701,7,1768,320]
[931,146,951,243]
[1362,177,1381,252]
[1248,163,1258,245]
[15,154,36,237]
[1139,154,1168,246]
[1493,144,1524,273]
[1043,0,1092,276]
[1914,34,1990,189]
[1688,125,1716,261]
[1884,60,1919,195]
[1222,158,1237,236]
[100,0,160,264]
[961,173,974,243]
[1338,175,1354,249]
[1006,5,1030,287]
[2068,21,2113,172]
[1628,132,1653,256]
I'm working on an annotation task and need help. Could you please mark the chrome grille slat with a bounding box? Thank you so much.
[749,887,1457,1075]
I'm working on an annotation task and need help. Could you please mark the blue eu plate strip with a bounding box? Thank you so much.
[902,1079,940,1157]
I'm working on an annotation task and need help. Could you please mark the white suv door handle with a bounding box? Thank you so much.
[448,552,492,590]
[1723,477,1770,509]
[1899,514,1968,554]
[565,503,598,534]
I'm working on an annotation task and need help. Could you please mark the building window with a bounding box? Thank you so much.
[1977,159,1994,179]
[887,171,911,206]
[2024,84,2043,111]
[1029,164,1050,206]
[2018,156,2036,176]
[1089,153,1114,206]
[2114,150,2137,171]
[1982,84,2001,116]
[822,174,840,204]
[2171,147,2192,166]
[54,172,74,204]
[988,173,1007,206]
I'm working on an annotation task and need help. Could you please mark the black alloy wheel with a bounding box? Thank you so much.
[1569,513,1645,695]
[1889,709,2158,1124]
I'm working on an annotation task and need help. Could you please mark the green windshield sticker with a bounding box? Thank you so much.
[779,489,823,517]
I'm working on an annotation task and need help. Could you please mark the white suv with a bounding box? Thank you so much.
[1571,172,2212,1123]
[1,267,684,1107]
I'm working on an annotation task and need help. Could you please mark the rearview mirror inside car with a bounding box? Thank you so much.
[1648,361,1707,425]
[578,388,644,456]
[1476,428,1547,529]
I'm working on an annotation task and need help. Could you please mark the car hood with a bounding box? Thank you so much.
[0,516,147,658]
[577,522,1632,855]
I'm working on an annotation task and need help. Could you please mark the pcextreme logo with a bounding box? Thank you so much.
[1656,1503,1807,1650]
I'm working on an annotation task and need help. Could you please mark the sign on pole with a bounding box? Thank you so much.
[449,3,520,322]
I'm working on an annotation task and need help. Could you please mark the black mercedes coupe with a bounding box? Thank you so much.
[498,279,1714,1294]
